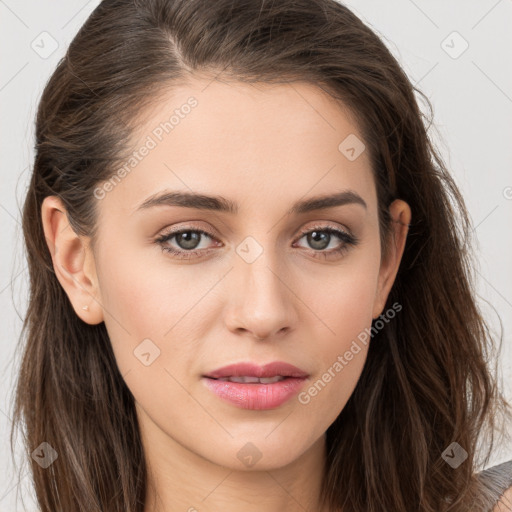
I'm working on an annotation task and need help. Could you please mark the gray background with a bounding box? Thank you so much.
[1,0,511,510]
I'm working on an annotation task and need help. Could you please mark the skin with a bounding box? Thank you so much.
[42,78,411,512]
[494,487,512,511]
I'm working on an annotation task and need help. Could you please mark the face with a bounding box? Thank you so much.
[43,77,410,472]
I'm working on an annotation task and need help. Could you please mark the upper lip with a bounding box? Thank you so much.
[203,361,309,379]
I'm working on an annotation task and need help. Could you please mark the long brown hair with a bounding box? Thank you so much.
[10,0,511,510]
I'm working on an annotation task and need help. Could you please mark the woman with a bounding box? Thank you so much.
[11,0,512,510]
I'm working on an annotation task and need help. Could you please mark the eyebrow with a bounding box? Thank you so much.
[136,189,367,215]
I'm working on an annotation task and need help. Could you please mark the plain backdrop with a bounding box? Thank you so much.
[1,0,511,510]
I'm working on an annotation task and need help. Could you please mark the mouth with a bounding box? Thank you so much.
[201,361,309,410]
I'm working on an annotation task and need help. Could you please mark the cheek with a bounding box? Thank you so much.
[96,239,222,379]
[295,298,374,432]
[299,252,380,409]
[94,240,170,372]
[309,248,381,346]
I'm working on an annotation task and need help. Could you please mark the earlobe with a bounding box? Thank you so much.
[41,195,104,325]
[372,199,411,319]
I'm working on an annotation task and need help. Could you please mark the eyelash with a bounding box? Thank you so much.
[155,224,359,261]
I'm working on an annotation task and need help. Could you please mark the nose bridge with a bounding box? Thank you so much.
[225,230,297,338]
[237,232,287,305]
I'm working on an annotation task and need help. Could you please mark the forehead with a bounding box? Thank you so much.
[97,77,376,219]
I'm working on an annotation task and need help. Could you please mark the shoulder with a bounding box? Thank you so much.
[492,484,512,511]
[477,459,512,512]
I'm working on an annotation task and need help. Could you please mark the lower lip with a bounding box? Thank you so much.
[202,377,308,410]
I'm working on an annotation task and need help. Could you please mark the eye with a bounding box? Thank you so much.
[155,224,359,261]
[293,224,359,260]
[155,227,219,260]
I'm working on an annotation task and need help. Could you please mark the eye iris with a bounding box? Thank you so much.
[176,231,201,250]
[308,230,330,250]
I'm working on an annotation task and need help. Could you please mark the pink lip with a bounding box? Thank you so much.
[203,361,309,379]
[202,361,309,410]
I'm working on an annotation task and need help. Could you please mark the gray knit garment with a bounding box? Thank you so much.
[477,459,512,511]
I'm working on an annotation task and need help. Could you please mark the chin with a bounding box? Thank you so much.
[202,433,319,472]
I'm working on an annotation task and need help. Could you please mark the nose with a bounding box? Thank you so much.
[223,250,299,341]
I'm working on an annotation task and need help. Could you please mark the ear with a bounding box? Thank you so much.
[41,195,104,325]
[372,199,411,319]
